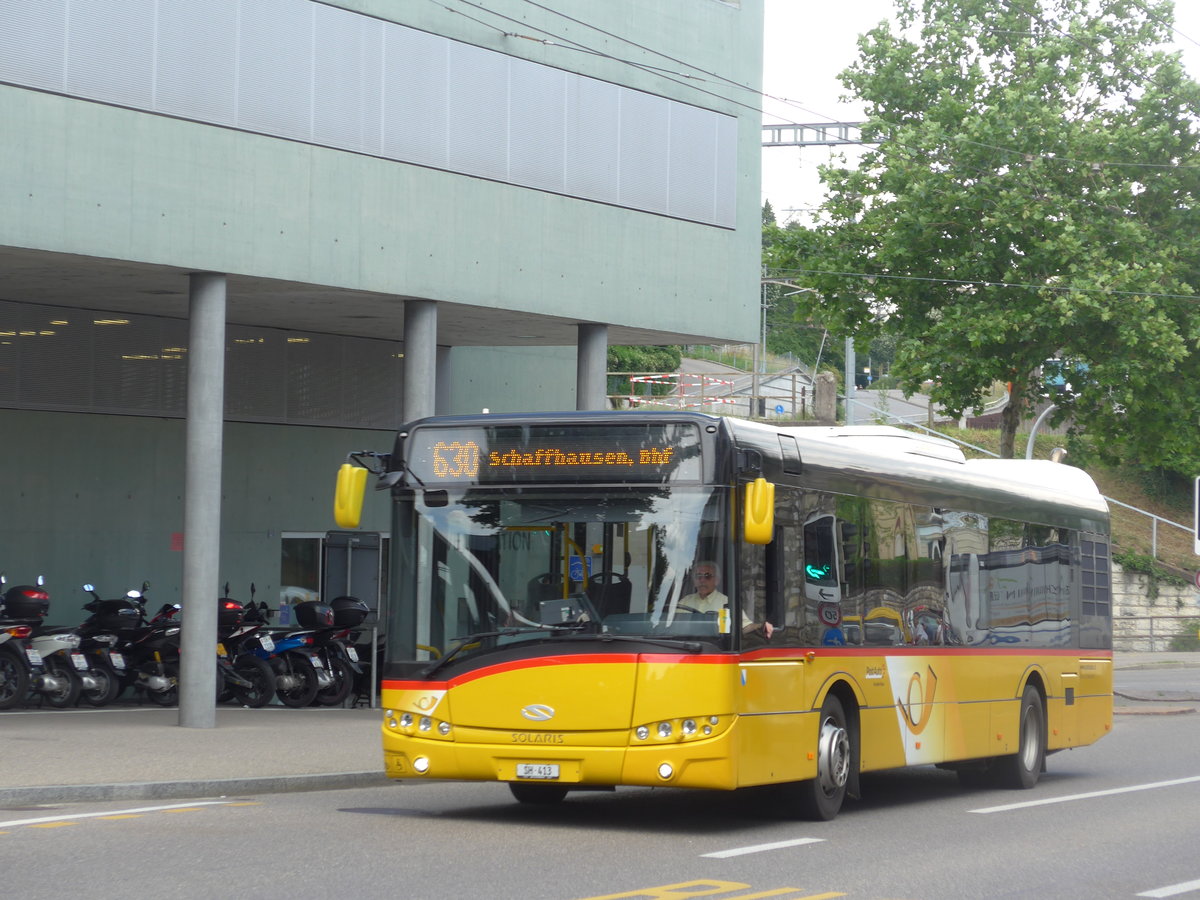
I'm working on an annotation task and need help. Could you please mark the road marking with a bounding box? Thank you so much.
[1137,877,1200,898]
[0,800,231,829]
[970,775,1200,813]
[702,838,825,858]
[29,822,78,829]
[577,881,841,900]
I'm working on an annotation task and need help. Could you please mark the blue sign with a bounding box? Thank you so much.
[775,404,785,415]
[568,556,592,582]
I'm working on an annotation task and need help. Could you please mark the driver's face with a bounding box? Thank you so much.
[692,567,718,598]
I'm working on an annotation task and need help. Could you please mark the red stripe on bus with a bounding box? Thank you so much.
[382,651,735,691]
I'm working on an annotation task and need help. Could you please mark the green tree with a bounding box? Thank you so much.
[607,345,683,407]
[770,0,1200,466]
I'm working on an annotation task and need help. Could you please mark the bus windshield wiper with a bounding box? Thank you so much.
[420,623,592,677]
[559,633,704,653]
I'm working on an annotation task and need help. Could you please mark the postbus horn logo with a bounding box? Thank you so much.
[521,703,556,722]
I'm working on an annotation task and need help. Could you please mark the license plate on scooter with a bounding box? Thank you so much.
[109,652,126,670]
[346,646,359,662]
[70,651,89,671]
[259,635,275,652]
[25,648,42,666]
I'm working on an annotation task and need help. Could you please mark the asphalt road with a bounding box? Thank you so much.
[3,704,1197,900]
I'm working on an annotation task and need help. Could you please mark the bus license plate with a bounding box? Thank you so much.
[516,763,559,780]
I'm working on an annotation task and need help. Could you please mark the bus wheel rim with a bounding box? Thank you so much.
[817,715,850,796]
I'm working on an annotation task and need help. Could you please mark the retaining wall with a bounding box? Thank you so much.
[1113,563,1200,651]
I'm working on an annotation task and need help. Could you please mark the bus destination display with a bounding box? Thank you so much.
[406,423,702,484]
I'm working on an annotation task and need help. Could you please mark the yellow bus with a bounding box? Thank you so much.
[335,411,1112,819]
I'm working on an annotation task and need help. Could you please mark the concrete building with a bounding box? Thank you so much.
[0,0,763,623]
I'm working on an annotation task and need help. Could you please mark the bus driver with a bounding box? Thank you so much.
[681,561,773,639]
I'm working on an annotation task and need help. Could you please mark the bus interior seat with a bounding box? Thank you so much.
[586,571,632,618]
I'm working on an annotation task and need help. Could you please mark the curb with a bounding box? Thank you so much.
[0,771,392,807]
[1114,707,1196,716]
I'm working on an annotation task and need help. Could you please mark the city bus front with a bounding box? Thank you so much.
[368,413,751,799]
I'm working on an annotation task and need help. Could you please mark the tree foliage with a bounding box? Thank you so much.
[767,0,1200,468]
[607,345,683,404]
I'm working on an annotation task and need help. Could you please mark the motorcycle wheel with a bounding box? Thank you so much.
[80,663,122,708]
[0,649,30,710]
[145,661,180,706]
[274,655,319,708]
[313,655,354,707]
[42,658,83,709]
[231,654,276,708]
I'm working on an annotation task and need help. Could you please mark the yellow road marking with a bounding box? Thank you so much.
[29,822,78,829]
[98,815,144,820]
[578,880,846,900]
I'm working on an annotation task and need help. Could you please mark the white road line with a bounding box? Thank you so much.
[970,775,1200,814]
[1136,877,1200,897]
[701,837,825,858]
[0,800,231,829]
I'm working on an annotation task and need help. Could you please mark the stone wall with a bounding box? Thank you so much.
[1113,563,1200,651]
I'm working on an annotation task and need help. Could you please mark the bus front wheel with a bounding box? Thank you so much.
[994,685,1045,790]
[795,694,852,821]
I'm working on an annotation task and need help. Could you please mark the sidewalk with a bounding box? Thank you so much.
[0,705,389,806]
[1,651,1196,808]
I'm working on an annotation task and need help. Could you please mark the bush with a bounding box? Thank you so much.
[1168,620,1200,652]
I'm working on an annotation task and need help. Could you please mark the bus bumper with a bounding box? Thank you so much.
[382,722,740,790]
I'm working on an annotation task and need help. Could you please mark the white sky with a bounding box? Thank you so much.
[761,0,1200,224]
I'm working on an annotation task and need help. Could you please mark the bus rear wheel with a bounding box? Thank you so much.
[994,685,1045,789]
[794,694,852,821]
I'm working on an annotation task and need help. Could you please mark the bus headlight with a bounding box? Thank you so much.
[399,712,413,728]
[632,715,724,744]
[412,757,430,774]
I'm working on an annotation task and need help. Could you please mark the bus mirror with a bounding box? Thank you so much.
[334,463,368,529]
[743,477,775,545]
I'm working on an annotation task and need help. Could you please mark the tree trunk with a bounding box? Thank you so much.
[999,386,1024,459]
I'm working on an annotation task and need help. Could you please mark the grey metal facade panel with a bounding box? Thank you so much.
[382,24,449,168]
[65,0,156,110]
[155,0,240,126]
[446,40,511,183]
[0,0,65,92]
[563,77,621,203]
[0,0,737,227]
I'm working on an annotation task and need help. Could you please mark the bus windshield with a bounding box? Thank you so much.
[391,484,734,665]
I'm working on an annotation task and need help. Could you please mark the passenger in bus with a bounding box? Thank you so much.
[681,562,773,638]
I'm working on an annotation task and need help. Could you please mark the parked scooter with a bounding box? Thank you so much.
[247,597,367,707]
[0,576,88,709]
[81,583,182,706]
[310,596,369,707]
[0,573,40,709]
[216,584,275,708]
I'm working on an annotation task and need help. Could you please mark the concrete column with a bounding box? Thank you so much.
[403,299,437,423]
[435,346,453,415]
[576,323,608,411]
[179,273,226,729]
